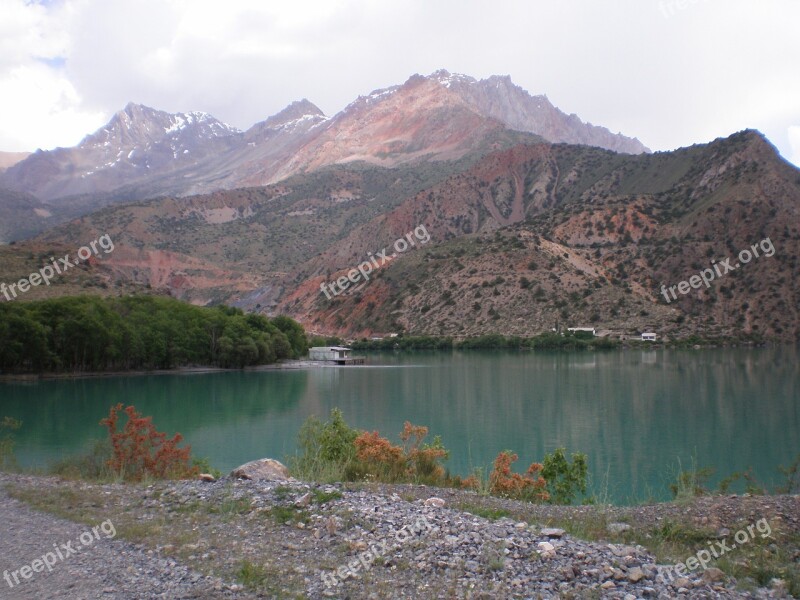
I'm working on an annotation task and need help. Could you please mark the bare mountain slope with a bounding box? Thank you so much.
[16,130,800,341]
[429,69,650,154]
[0,151,30,172]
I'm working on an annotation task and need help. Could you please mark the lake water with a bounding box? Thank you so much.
[2,347,798,504]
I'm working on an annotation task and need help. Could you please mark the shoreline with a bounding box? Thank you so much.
[0,360,317,383]
[0,342,790,382]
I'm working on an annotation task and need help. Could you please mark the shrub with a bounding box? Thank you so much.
[355,430,405,481]
[0,417,21,471]
[458,473,482,491]
[669,464,714,500]
[100,403,197,481]
[777,454,800,494]
[401,422,449,483]
[488,451,549,502]
[541,448,588,505]
[289,408,359,482]
[49,438,114,480]
[355,422,450,485]
[290,411,450,485]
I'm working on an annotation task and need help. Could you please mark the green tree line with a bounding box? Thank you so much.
[350,332,620,351]
[0,295,307,373]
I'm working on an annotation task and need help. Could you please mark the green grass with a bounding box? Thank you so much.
[457,503,512,521]
[236,560,270,588]
[268,505,310,525]
[207,495,252,517]
[312,489,343,505]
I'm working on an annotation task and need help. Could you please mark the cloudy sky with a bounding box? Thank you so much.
[1,0,798,166]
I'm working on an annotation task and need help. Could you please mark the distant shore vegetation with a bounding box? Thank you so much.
[347,332,768,351]
[0,295,307,373]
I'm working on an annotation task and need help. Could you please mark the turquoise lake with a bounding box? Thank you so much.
[1,347,798,504]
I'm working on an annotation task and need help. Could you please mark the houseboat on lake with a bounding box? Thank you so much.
[308,346,365,365]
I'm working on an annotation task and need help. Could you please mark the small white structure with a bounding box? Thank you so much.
[308,346,364,365]
[309,346,352,361]
[641,333,657,342]
[568,327,596,337]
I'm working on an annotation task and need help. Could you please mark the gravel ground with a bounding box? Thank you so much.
[0,478,253,600]
[0,473,796,599]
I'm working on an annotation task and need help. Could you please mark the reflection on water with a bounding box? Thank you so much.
[1,346,798,504]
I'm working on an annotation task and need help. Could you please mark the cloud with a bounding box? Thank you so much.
[0,0,798,168]
[0,0,104,150]
[0,63,105,150]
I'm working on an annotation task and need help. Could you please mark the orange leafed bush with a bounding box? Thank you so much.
[401,422,448,481]
[100,403,198,481]
[457,474,481,490]
[355,431,404,465]
[489,451,549,502]
[354,421,449,484]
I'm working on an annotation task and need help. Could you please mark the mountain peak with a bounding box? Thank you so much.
[427,69,477,88]
[428,71,650,154]
[262,99,326,129]
[113,102,163,124]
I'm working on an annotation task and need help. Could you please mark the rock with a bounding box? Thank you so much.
[325,515,339,536]
[701,567,725,584]
[674,577,691,589]
[771,578,789,597]
[607,522,632,534]
[600,581,616,590]
[295,492,312,507]
[536,541,556,558]
[540,528,565,538]
[424,497,446,508]
[609,544,638,557]
[628,566,645,582]
[198,473,216,482]
[230,458,291,481]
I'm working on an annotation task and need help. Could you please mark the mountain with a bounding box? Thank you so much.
[22,129,800,341]
[0,186,53,243]
[0,103,242,201]
[0,71,648,219]
[228,74,542,187]
[428,70,649,154]
[273,131,799,341]
[0,151,30,172]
